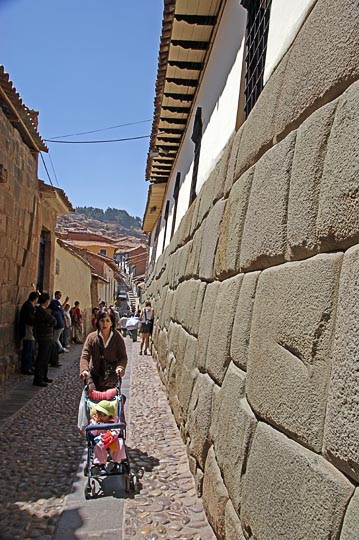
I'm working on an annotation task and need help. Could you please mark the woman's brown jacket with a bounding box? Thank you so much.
[80,330,127,390]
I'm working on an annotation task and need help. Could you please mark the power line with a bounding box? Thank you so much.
[48,119,152,140]
[44,134,150,144]
[40,152,54,186]
[48,152,60,187]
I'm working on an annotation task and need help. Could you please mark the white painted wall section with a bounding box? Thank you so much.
[160,0,247,256]
[264,0,317,83]
[196,0,247,192]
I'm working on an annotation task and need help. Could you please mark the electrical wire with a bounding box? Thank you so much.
[48,119,152,140]
[40,153,54,186]
[48,152,60,187]
[44,135,150,144]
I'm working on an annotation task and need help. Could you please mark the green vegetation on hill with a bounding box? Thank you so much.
[75,206,142,231]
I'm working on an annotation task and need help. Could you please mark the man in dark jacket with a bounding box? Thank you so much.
[33,293,57,387]
[19,291,39,374]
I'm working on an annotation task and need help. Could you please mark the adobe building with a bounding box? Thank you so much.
[142,1,359,539]
[54,239,93,335]
[0,66,73,383]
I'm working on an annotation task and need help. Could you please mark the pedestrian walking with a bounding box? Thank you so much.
[18,291,39,374]
[70,301,83,344]
[33,293,57,387]
[91,307,100,329]
[62,303,72,348]
[126,313,140,342]
[119,313,128,337]
[139,301,154,355]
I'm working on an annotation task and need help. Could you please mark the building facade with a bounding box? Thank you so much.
[0,66,72,383]
[142,1,359,539]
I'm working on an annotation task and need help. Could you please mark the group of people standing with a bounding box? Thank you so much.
[19,291,83,387]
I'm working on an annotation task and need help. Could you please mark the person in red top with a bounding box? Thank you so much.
[70,301,83,344]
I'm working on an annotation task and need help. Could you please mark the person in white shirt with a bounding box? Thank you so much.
[126,314,140,342]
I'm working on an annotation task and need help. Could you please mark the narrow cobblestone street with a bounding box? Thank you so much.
[0,338,215,540]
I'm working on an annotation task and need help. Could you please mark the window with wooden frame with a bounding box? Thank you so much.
[241,0,272,119]
[170,172,181,240]
[189,107,203,206]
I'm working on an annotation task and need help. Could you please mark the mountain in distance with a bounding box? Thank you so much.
[56,206,145,242]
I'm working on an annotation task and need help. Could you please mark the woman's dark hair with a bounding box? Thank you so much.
[96,310,116,331]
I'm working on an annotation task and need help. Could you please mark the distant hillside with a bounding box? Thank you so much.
[56,206,145,241]
[76,207,142,231]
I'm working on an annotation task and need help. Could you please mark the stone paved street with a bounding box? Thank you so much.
[0,338,216,540]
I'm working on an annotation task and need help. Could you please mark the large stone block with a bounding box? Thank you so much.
[206,275,243,385]
[287,100,338,258]
[174,279,206,337]
[275,0,359,138]
[211,362,257,511]
[225,125,244,195]
[167,320,178,355]
[161,288,174,329]
[317,81,359,250]
[235,52,290,183]
[241,423,354,540]
[225,500,246,540]
[230,271,260,371]
[215,168,254,278]
[157,328,169,371]
[197,281,221,371]
[240,132,296,271]
[177,335,199,421]
[187,373,215,469]
[202,446,229,540]
[198,199,227,281]
[186,223,202,278]
[341,489,359,540]
[324,245,359,482]
[217,134,233,201]
[247,253,342,451]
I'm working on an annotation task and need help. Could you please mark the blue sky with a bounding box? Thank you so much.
[0,0,163,218]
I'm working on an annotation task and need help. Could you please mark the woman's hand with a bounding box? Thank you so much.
[116,366,125,377]
[80,370,90,380]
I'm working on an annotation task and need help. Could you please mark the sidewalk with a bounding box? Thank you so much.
[0,338,216,540]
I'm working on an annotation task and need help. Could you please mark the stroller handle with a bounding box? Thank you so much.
[85,421,126,433]
[83,374,123,389]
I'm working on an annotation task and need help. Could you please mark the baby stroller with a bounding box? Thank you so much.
[81,376,139,499]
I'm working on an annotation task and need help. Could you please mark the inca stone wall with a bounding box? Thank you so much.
[144,1,359,538]
[0,108,41,383]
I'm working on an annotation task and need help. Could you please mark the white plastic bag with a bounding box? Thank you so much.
[77,388,88,431]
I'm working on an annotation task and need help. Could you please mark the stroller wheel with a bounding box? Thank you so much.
[84,484,91,500]
[91,481,96,498]
[125,475,131,493]
[130,474,138,492]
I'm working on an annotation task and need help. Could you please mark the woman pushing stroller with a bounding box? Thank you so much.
[79,311,127,391]
[78,311,137,496]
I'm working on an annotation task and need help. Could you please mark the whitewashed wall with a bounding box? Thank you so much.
[264,0,316,82]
